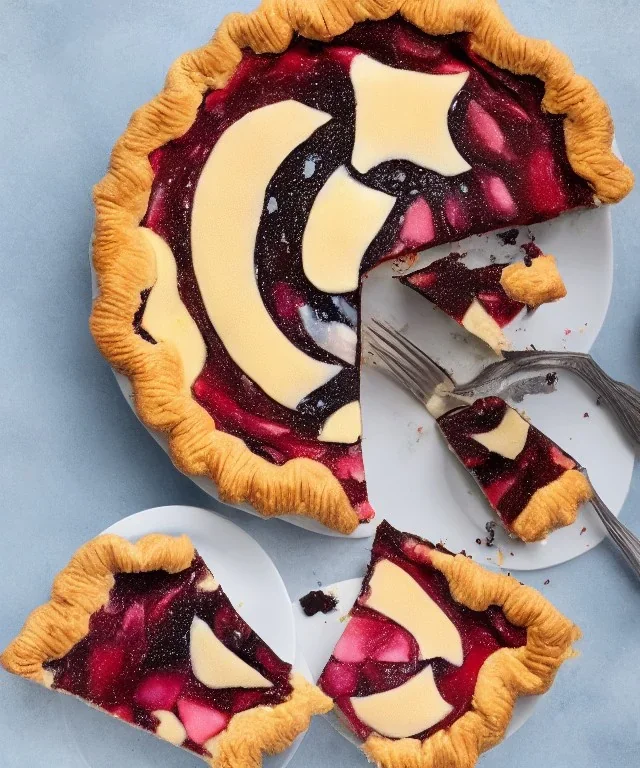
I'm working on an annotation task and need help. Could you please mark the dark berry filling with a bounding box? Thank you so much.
[437,397,578,527]
[44,554,292,756]
[140,16,593,513]
[318,521,526,741]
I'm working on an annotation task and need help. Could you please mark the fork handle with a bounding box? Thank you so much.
[589,486,640,580]
[503,351,640,446]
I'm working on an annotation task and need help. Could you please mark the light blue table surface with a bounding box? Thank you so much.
[1,1,639,766]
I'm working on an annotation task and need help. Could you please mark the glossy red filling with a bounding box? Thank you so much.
[438,397,578,528]
[398,246,545,328]
[140,16,593,516]
[44,554,292,757]
[318,521,526,741]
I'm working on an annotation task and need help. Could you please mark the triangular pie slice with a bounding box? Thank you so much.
[90,0,633,534]
[398,244,566,354]
[437,396,593,541]
[1,534,331,768]
[318,520,580,767]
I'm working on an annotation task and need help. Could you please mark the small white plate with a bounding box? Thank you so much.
[101,206,634,567]
[293,579,539,749]
[59,505,305,768]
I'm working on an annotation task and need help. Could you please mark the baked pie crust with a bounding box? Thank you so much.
[90,0,633,534]
[0,534,331,768]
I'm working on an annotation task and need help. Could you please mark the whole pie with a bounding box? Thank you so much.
[1,534,331,768]
[318,520,580,767]
[90,0,633,534]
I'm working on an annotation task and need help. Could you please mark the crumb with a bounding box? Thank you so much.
[489,254,497,263]
[564,329,572,336]
[580,527,587,535]
[339,614,349,622]
[391,252,419,273]
[510,552,514,557]
[497,228,519,246]
[496,549,504,566]
[530,343,537,351]
[299,590,338,617]
[237,601,244,609]
[460,549,467,557]
[583,412,589,418]
[546,372,558,386]
[544,579,550,585]
[507,572,511,577]
[475,538,482,545]
[485,521,496,547]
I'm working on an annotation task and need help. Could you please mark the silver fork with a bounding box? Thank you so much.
[366,319,640,579]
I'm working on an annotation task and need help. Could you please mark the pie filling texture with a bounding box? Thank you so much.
[139,16,594,521]
[318,521,526,741]
[398,242,563,352]
[43,553,292,757]
[437,396,580,531]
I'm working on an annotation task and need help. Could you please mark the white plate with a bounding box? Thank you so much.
[60,505,305,768]
[293,579,539,748]
[101,206,634,567]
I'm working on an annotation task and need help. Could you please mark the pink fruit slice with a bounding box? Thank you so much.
[107,704,135,723]
[134,671,185,711]
[484,475,517,507]
[88,646,126,699]
[482,176,517,218]
[444,195,469,230]
[528,148,567,215]
[550,445,576,471]
[400,197,435,248]
[177,699,230,745]
[148,586,184,625]
[467,101,507,156]
[333,616,415,663]
[319,660,358,698]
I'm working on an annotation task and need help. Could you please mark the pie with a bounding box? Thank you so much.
[437,396,593,541]
[90,0,633,534]
[0,534,331,768]
[318,520,580,767]
[398,243,566,353]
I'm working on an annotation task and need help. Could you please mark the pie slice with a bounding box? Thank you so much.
[90,0,633,534]
[318,520,580,767]
[398,244,566,353]
[437,396,593,541]
[0,534,331,768]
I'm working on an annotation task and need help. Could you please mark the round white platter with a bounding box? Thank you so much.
[59,505,306,768]
[293,579,539,749]
[101,205,635,568]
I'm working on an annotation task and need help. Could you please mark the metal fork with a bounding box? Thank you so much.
[366,319,640,579]
[453,350,640,446]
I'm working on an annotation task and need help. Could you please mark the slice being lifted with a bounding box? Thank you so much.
[318,521,580,768]
[399,244,567,354]
[90,0,633,534]
[1,534,331,768]
[437,396,593,541]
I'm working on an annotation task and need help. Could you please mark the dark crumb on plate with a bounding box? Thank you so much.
[580,527,587,535]
[546,372,558,387]
[299,590,338,617]
[584,412,589,418]
[485,521,496,547]
[497,228,519,246]
[475,538,482,546]
[489,254,497,263]
[510,552,514,556]
[544,579,550,585]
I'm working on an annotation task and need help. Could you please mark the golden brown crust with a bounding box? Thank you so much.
[90,0,633,534]
[0,534,194,682]
[511,468,593,542]
[362,546,581,768]
[205,673,332,768]
[501,254,567,308]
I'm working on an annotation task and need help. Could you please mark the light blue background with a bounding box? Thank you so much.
[1,0,638,765]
